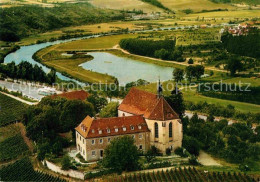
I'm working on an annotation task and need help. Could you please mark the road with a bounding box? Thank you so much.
[0,80,45,101]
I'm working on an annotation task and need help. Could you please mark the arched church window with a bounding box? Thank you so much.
[155,122,159,138]
[169,122,173,138]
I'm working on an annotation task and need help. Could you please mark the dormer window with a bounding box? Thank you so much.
[123,127,126,131]
[131,126,134,130]
[99,130,102,134]
[92,129,95,133]
[115,128,118,132]
[138,125,142,130]
[107,128,110,133]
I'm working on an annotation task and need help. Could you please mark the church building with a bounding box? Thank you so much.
[75,87,183,162]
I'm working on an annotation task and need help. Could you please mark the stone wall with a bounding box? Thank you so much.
[43,160,85,180]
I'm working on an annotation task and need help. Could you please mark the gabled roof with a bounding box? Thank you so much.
[52,90,89,101]
[118,88,179,121]
[75,115,150,139]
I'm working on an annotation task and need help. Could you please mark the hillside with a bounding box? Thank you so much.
[158,0,234,12]
[89,0,164,13]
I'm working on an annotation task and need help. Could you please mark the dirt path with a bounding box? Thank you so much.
[0,91,37,105]
[198,151,221,166]
[19,123,34,153]
[113,44,228,73]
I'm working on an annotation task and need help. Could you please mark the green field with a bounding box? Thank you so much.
[55,34,138,51]
[35,46,116,83]
[0,93,27,126]
[159,0,234,12]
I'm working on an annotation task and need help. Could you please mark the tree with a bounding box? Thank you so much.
[99,102,119,118]
[182,135,200,156]
[207,113,215,122]
[194,65,204,80]
[165,89,185,118]
[87,93,108,113]
[103,136,140,172]
[173,68,184,83]
[154,49,169,60]
[188,58,194,64]
[61,155,72,170]
[185,66,195,83]
[145,145,161,162]
[60,100,95,132]
[226,57,243,76]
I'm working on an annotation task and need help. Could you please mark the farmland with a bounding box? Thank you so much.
[0,134,29,162]
[107,167,256,182]
[0,157,66,181]
[0,92,27,126]
[0,124,29,162]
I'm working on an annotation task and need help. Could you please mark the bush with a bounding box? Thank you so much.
[174,147,189,157]
[166,148,172,156]
[189,155,200,165]
[188,58,194,64]
[61,155,72,170]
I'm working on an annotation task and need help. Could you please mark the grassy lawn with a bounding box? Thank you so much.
[55,34,138,51]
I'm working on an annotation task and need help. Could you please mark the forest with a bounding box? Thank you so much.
[0,3,125,42]
[0,61,56,84]
[119,38,185,61]
[221,29,260,59]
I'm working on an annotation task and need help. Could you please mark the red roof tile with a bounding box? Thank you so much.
[52,90,89,101]
[75,115,149,139]
[118,88,179,120]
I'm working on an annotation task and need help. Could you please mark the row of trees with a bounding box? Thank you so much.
[0,61,56,84]
[119,38,176,57]
[172,65,205,83]
[221,29,260,59]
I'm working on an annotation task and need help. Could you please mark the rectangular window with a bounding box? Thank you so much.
[139,145,143,150]
[77,133,78,138]
[108,138,111,143]
[92,139,95,145]
[83,139,84,144]
[83,150,85,155]
[80,136,81,141]
[139,134,142,139]
[100,138,103,144]
[92,150,96,156]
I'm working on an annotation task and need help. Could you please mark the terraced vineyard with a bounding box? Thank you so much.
[107,167,257,182]
[0,158,66,181]
[0,133,29,162]
[0,92,27,126]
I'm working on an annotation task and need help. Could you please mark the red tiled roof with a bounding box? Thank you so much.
[52,90,89,101]
[118,88,179,121]
[75,115,149,139]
